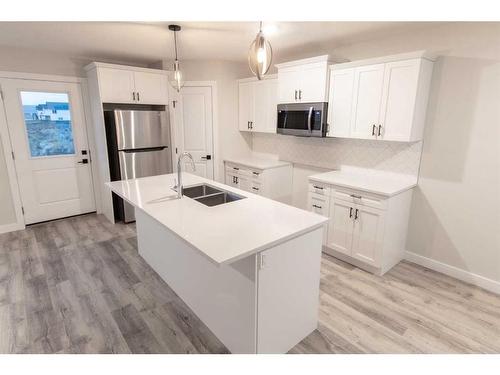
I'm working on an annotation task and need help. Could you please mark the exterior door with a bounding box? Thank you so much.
[172,85,214,179]
[326,199,354,255]
[0,78,95,224]
[350,63,385,139]
[351,205,384,267]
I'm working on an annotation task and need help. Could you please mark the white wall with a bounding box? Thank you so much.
[257,22,500,284]
[161,59,253,182]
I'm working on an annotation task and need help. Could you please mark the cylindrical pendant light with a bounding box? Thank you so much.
[169,24,185,92]
[248,22,273,80]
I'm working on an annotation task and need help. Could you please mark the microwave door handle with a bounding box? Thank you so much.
[307,107,313,133]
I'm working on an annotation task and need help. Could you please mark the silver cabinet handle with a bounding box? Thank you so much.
[378,125,382,136]
[133,92,136,101]
[312,204,322,209]
[349,207,353,218]
[137,92,140,101]
[313,185,323,190]
[299,90,302,100]
[354,208,359,220]
[372,124,376,136]
[307,107,313,133]
[294,90,298,100]
[252,187,259,191]
[350,194,362,199]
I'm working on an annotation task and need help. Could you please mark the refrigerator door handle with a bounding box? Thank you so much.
[121,146,168,153]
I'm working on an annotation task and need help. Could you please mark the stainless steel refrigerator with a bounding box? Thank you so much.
[105,107,172,222]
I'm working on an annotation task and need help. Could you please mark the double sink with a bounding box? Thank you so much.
[182,183,246,207]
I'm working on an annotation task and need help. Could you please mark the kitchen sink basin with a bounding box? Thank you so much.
[182,183,245,206]
[182,184,222,198]
[194,191,245,207]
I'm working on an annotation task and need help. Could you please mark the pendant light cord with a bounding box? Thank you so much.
[174,30,179,61]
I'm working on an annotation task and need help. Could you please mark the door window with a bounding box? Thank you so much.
[20,91,75,157]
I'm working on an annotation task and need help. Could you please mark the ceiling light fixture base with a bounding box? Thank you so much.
[168,25,181,32]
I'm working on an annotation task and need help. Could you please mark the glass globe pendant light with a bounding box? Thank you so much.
[248,21,273,80]
[169,24,185,92]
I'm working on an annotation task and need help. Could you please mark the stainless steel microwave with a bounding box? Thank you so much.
[277,102,328,137]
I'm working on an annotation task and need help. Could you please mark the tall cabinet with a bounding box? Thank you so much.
[85,62,170,223]
[326,51,435,142]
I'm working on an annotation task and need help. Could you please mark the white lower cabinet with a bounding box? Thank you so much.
[224,161,292,203]
[308,180,413,275]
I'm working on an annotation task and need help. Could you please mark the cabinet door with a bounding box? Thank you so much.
[238,81,254,131]
[327,68,355,137]
[351,205,384,267]
[326,199,354,256]
[98,68,135,103]
[253,79,278,134]
[298,63,328,102]
[278,68,301,103]
[225,172,238,188]
[133,71,168,105]
[378,59,420,141]
[236,174,251,192]
[350,64,385,139]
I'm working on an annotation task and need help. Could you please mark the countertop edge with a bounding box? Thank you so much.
[223,158,292,171]
[308,175,417,197]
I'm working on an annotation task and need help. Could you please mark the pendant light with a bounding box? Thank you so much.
[169,24,184,92]
[248,21,273,80]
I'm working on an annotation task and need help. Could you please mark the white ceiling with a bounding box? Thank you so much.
[0,22,445,65]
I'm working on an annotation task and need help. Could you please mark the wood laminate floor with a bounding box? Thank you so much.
[1,213,499,354]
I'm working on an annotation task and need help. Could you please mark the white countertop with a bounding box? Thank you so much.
[309,167,418,197]
[224,156,291,170]
[107,173,327,266]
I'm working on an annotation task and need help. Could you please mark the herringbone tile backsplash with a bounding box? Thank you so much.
[252,133,423,176]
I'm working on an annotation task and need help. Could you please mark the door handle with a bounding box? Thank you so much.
[378,125,382,136]
[201,155,211,160]
[78,159,88,164]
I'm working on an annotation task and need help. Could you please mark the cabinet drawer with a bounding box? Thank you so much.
[308,182,330,196]
[308,193,330,216]
[333,188,386,210]
[250,181,262,195]
[225,164,242,174]
[250,169,263,181]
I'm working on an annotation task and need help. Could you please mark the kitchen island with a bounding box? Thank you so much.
[107,173,327,353]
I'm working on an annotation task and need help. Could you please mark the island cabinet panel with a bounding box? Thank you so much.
[256,228,323,354]
[135,209,257,354]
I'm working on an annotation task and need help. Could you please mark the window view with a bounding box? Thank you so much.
[20,91,75,157]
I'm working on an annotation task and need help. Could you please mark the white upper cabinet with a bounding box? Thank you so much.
[93,64,169,105]
[327,52,435,142]
[327,68,355,137]
[238,76,277,133]
[350,63,386,139]
[276,56,330,104]
[98,68,136,104]
[238,81,254,131]
[133,71,169,105]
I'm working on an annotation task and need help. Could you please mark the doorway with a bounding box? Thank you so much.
[0,77,96,225]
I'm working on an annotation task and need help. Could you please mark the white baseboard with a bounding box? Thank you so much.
[405,251,500,295]
[0,222,25,235]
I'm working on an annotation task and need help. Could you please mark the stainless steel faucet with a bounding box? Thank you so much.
[176,152,196,198]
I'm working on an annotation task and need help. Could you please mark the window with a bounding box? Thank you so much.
[20,91,75,157]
